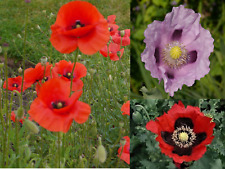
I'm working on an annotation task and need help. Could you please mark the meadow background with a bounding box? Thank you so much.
[0,0,130,167]
[131,99,225,169]
[131,0,225,99]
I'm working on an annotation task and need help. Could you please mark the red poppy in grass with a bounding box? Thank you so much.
[3,76,28,92]
[35,64,58,95]
[121,101,130,116]
[24,62,53,88]
[53,60,86,91]
[50,1,110,55]
[112,29,130,46]
[107,15,119,36]
[11,111,24,124]
[146,101,215,163]
[100,43,124,61]
[28,78,91,133]
[118,136,130,164]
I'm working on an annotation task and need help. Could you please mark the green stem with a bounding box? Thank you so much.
[70,50,79,96]
[58,132,61,168]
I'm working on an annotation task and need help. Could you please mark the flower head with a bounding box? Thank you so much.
[3,76,28,92]
[112,29,130,46]
[118,136,130,164]
[146,101,215,163]
[52,60,86,91]
[50,1,110,55]
[141,5,214,96]
[121,100,130,116]
[28,78,91,133]
[100,43,124,61]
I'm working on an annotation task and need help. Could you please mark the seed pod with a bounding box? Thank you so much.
[24,119,39,134]
[16,106,24,120]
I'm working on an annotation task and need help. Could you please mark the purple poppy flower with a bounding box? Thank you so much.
[141,5,214,96]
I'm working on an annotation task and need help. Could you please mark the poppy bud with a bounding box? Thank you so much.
[0,79,2,87]
[24,144,31,160]
[109,74,112,81]
[119,121,124,128]
[18,67,23,74]
[133,111,142,124]
[78,54,82,59]
[95,145,107,163]
[40,56,48,65]
[0,63,3,69]
[36,25,41,30]
[16,106,24,120]
[120,30,125,37]
[120,138,126,146]
[17,34,22,39]
[0,46,2,53]
[24,119,39,134]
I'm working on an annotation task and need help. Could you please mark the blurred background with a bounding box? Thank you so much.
[131,0,225,99]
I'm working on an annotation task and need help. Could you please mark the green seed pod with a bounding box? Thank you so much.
[133,111,142,124]
[95,145,107,163]
[24,119,39,134]
[120,30,125,37]
[16,106,24,120]
[24,145,31,160]
[0,63,4,69]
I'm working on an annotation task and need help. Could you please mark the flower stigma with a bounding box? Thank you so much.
[179,132,189,142]
[170,46,182,59]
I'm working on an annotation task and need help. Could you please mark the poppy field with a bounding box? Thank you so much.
[131,99,225,169]
[131,0,225,99]
[0,0,130,168]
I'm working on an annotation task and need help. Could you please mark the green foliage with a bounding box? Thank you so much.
[131,99,225,169]
[131,0,225,99]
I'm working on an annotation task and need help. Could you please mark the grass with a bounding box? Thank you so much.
[0,0,130,167]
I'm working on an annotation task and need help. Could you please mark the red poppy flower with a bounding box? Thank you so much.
[121,101,130,116]
[11,111,24,124]
[28,78,91,133]
[50,1,110,55]
[3,76,28,92]
[100,43,124,61]
[146,101,215,163]
[24,62,53,88]
[107,15,116,24]
[118,136,130,164]
[52,60,86,91]
[112,29,130,46]
[35,65,58,95]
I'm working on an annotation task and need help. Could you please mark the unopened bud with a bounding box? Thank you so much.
[33,91,37,95]
[90,69,96,75]
[95,145,107,163]
[18,67,23,74]
[120,30,125,37]
[0,63,4,69]
[17,34,22,39]
[119,122,124,128]
[0,79,3,87]
[40,56,47,65]
[49,12,54,18]
[0,46,2,53]
[24,119,39,134]
[120,138,126,146]
[36,25,41,30]
[109,74,112,81]
[16,106,24,120]
[78,54,82,59]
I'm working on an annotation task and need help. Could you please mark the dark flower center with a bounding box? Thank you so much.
[52,101,66,109]
[63,72,74,79]
[161,117,207,156]
[12,83,19,87]
[72,20,85,29]
[43,77,48,81]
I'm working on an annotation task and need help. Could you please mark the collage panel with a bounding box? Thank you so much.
[131,99,224,169]
[131,1,225,99]
[0,0,130,168]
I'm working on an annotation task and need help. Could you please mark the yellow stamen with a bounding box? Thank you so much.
[179,132,189,142]
[170,46,182,59]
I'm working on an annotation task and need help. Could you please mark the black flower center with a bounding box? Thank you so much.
[72,20,85,29]
[12,83,19,87]
[161,117,207,156]
[63,72,74,80]
[52,101,66,109]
